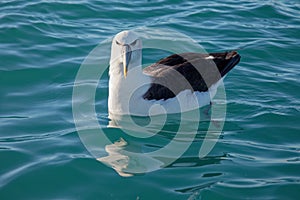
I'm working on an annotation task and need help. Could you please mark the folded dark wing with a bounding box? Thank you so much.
[143,51,240,100]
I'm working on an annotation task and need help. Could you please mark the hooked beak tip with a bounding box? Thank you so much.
[123,62,127,78]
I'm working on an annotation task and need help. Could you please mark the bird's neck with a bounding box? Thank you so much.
[108,62,151,115]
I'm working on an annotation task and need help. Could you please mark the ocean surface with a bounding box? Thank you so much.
[1,0,300,199]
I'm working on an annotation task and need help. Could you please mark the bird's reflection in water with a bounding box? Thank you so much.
[98,108,225,177]
[97,138,164,177]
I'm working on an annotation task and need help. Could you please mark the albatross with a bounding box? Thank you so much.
[108,30,241,116]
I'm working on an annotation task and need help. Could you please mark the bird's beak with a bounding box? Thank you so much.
[122,45,132,78]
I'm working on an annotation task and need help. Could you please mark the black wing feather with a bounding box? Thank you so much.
[143,51,240,100]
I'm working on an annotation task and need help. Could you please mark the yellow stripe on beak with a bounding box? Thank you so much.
[122,45,131,78]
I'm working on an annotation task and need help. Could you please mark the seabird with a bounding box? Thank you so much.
[108,30,240,116]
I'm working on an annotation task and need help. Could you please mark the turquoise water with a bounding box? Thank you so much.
[1,0,300,199]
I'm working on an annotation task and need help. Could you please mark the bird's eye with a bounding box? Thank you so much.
[115,40,121,45]
[131,39,138,46]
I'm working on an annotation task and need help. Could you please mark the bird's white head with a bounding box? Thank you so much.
[110,30,142,78]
